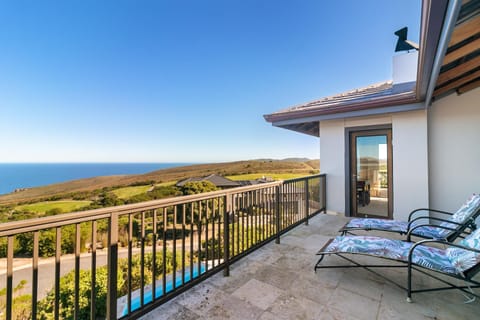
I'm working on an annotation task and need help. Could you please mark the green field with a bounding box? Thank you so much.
[15,200,92,214]
[227,173,313,181]
[111,185,153,199]
[155,181,176,187]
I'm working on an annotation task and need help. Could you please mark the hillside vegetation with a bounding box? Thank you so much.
[15,200,92,214]
[0,159,319,205]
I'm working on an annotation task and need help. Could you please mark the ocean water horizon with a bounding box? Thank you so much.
[0,163,193,196]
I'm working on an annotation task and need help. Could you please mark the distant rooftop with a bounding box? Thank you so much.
[176,174,241,188]
[176,174,274,189]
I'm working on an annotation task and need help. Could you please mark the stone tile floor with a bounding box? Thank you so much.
[140,213,480,320]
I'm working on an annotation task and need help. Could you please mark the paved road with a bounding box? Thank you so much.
[1,250,112,300]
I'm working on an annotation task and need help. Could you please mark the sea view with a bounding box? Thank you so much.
[0,163,191,195]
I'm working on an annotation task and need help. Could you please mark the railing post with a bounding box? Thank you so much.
[323,175,327,213]
[6,236,13,320]
[107,213,119,320]
[223,195,231,277]
[305,178,309,225]
[275,185,281,244]
[90,221,97,319]
[74,224,81,320]
[55,227,61,320]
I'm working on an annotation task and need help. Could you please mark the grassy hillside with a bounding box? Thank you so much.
[110,185,153,199]
[15,200,92,214]
[0,159,319,205]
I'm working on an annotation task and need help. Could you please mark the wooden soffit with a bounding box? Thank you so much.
[433,0,480,98]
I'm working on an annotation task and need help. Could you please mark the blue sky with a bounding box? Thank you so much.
[0,0,420,163]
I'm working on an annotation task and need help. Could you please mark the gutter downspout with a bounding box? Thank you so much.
[425,0,462,107]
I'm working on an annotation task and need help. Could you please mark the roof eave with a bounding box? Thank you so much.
[423,0,463,106]
[264,91,417,123]
[415,0,450,101]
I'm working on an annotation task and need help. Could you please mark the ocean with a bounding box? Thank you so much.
[0,163,191,195]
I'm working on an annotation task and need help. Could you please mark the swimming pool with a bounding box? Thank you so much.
[121,264,207,316]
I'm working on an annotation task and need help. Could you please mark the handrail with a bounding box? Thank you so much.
[0,180,285,236]
[0,174,327,320]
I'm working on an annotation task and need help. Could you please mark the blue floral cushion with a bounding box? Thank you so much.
[408,225,449,239]
[346,218,449,239]
[446,227,480,273]
[324,236,458,274]
[439,194,480,235]
[346,218,408,232]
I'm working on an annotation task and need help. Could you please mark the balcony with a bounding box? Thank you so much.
[1,173,479,319]
[0,175,326,319]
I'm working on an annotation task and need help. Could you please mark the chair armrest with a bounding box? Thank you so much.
[407,216,461,230]
[407,208,454,222]
[408,239,480,264]
[406,223,458,241]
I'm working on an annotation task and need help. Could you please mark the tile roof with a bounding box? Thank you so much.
[176,174,241,188]
[264,81,416,136]
[268,80,415,116]
[276,81,395,114]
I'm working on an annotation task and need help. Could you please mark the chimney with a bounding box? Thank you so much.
[392,51,418,84]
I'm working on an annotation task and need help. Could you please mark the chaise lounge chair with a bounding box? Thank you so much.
[314,227,480,302]
[340,194,480,242]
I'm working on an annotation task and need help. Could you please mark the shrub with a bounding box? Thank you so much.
[37,250,185,319]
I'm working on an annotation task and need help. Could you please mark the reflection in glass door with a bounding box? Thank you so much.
[350,129,392,218]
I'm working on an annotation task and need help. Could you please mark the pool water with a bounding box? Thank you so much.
[121,264,207,316]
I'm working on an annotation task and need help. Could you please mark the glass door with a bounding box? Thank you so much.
[350,129,392,218]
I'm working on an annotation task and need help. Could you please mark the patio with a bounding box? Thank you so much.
[140,213,480,320]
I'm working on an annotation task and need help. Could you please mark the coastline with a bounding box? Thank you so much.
[0,162,193,195]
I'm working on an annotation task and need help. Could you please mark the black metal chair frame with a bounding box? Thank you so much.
[340,207,480,242]
[314,238,480,302]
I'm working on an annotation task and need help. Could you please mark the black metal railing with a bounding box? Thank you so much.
[0,174,326,320]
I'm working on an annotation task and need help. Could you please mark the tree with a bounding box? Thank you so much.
[37,267,110,320]
[180,181,218,195]
[0,280,31,319]
[180,181,219,235]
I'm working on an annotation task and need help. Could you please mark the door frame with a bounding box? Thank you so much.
[344,125,393,218]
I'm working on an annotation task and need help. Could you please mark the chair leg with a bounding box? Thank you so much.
[314,255,325,272]
[407,264,413,303]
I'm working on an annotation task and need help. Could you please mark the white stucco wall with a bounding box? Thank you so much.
[428,87,480,212]
[319,119,345,214]
[319,111,429,220]
[391,110,429,221]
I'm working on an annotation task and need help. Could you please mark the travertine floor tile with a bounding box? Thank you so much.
[232,278,284,310]
[139,302,198,320]
[327,287,381,320]
[204,295,263,319]
[268,293,323,320]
